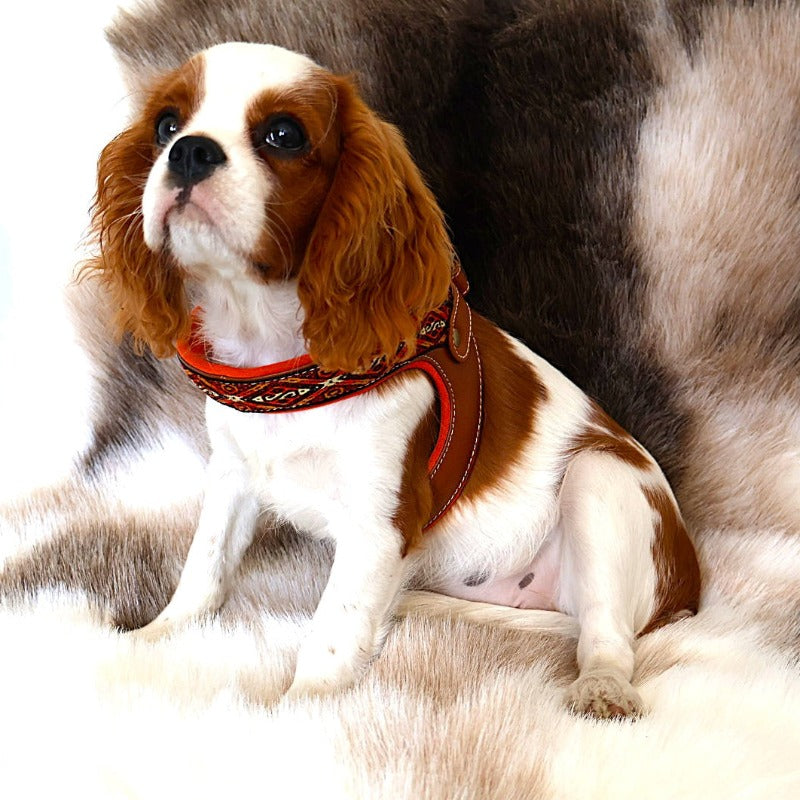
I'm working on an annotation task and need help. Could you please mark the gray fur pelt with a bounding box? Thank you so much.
[1,1,799,797]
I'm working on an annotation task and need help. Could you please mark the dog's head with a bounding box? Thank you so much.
[92,42,453,371]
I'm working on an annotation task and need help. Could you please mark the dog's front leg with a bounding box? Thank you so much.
[286,523,408,698]
[133,451,259,640]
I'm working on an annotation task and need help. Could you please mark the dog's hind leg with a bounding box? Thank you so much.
[556,451,658,718]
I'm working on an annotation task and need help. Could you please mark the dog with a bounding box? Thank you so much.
[87,41,700,718]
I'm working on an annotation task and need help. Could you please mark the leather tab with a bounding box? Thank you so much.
[448,273,473,362]
[451,258,470,295]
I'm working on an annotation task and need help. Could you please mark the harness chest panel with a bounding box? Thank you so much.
[177,274,483,529]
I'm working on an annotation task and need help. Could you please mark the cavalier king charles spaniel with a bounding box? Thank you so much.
[89,42,699,718]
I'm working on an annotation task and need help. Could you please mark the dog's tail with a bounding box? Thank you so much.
[396,591,580,638]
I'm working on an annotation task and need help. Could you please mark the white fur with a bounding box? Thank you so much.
[136,42,679,712]
[1,568,799,800]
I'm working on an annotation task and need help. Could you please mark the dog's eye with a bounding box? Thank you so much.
[155,111,181,147]
[257,116,308,156]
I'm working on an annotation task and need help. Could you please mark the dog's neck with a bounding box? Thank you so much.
[193,273,306,368]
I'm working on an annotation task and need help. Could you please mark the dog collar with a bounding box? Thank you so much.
[176,267,483,529]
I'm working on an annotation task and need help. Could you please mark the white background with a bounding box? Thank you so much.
[0,2,130,496]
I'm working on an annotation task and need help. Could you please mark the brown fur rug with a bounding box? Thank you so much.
[2,1,799,797]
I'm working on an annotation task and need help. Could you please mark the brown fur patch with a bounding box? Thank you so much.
[392,405,439,556]
[639,485,701,635]
[569,403,652,470]
[375,615,578,703]
[0,526,182,631]
[82,55,206,358]
[245,79,342,279]
[394,313,548,553]
[460,314,549,503]
[394,403,438,556]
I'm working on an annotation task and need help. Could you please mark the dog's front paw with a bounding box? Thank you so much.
[128,617,183,644]
[284,673,352,701]
[285,638,368,700]
[566,672,643,719]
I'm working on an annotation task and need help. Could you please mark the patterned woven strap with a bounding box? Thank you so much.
[177,301,451,413]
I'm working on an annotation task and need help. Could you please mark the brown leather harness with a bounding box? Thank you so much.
[176,267,484,529]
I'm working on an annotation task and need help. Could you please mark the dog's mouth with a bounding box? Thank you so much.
[164,181,222,228]
[167,182,236,236]
[166,197,215,229]
[145,187,216,251]
[159,192,246,275]
[147,181,276,280]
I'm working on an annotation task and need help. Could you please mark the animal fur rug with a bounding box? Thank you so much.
[2,1,800,797]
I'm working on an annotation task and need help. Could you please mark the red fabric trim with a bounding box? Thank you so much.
[400,360,452,473]
[177,313,313,380]
[176,303,451,413]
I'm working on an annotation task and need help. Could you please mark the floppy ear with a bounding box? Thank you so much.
[298,76,453,372]
[84,122,188,359]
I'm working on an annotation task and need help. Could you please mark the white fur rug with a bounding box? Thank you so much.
[2,465,799,798]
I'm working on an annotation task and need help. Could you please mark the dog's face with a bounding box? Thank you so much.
[91,42,453,371]
[140,44,340,284]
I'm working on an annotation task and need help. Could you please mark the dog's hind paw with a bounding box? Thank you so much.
[565,672,643,720]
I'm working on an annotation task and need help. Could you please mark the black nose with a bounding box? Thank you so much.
[167,135,227,187]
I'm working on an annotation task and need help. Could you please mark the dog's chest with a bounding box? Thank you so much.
[231,408,367,530]
[206,378,433,536]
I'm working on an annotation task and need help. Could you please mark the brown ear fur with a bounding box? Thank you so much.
[298,77,453,372]
[84,123,188,359]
